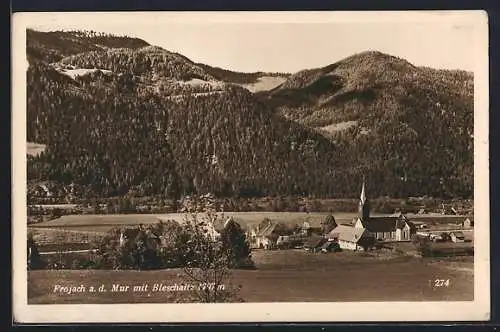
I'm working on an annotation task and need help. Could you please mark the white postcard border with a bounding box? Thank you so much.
[12,10,490,323]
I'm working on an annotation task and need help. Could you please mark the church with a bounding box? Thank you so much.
[353,181,415,242]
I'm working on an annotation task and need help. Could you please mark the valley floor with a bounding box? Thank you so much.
[28,249,473,304]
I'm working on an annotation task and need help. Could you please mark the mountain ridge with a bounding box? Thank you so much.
[25,29,474,200]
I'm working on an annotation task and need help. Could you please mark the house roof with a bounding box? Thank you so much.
[328,225,367,243]
[213,217,241,233]
[257,222,278,237]
[390,211,408,219]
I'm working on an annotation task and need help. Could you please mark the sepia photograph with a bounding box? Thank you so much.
[12,11,489,323]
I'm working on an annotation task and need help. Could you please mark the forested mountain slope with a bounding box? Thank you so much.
[27,29,150,63]
[259,51,474,198]
[26,30,474,199]
[26,30,341,199]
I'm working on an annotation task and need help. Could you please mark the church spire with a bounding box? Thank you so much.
[359,177,370,221]
[360,181,366,205]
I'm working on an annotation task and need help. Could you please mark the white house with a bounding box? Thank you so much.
[462,217,474,229]
[450,231,466,243]
[250,220,281,249]
[327,224,374,251]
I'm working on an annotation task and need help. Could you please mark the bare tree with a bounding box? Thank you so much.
[180,194,244,303]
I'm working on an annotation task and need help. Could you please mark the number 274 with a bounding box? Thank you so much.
[431,279,450,287]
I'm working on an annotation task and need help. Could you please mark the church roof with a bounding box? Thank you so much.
[360,217,409,233]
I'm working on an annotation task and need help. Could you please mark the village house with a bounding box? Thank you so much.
[327,224,375,251]
[206,216,241,240]
[303,235,326,252]
[462,217,474,229]
[450,231,466,243]
[300,221,323,236]
[352,181,415,242]
[250,219,282,249]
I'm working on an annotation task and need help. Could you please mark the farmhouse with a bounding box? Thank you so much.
[462,217,474,229]
[353,181,415,242]
[450,231,466,243]
[119,226,160,250]
[250,220,281,249]
[300,221,322,236]
[303,235,326,252]
[327,224,374,251]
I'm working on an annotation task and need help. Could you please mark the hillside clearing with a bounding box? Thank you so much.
[240,76,287,92]
[56,67,113,79]
[318,120,358,133]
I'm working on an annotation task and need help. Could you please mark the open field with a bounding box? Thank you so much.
[28,227,106,245]
[29,204,78,209]
[28,249,473,304]
[28,212,339,233]
[29,212,470,233]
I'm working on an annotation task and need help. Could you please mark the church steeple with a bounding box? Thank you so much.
[359,178,370,221]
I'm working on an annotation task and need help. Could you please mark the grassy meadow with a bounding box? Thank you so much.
[28,249,473,304]
[28,211,468,233]
[28,212,340,234]
[27,211,475,303]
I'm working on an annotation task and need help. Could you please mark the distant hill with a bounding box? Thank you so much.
[262,51,472,127]
[27,29,150,63]
[258,51,474,198]
[26,30,473,200]
[26,29,341,199]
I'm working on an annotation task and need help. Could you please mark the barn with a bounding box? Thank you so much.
[303,235,326,252]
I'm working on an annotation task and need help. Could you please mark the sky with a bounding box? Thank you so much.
[22,11,483,73]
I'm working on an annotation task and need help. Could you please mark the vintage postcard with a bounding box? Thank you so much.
[12,11,489,323]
